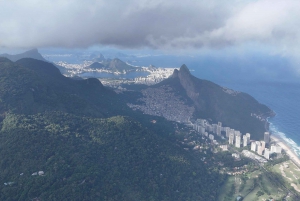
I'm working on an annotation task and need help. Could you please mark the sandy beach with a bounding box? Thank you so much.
[270,135,300,167]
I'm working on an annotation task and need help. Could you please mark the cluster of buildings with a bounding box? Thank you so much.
[250,132,282,159]
[128,85,195,123]
[191,119,282,160]
[192,119,250,148]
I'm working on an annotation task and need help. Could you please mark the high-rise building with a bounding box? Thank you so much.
[276,146,282,154]
[200,126,205,135]
[264,148,270,159]
[209,134,214,141]
[264,132,270,143]
[260,141,266,151]
[197,119,207,127]
[212,124,218,134]
[251,142,257,151]
[271,145,282,154]
[235,130,241,137]
[257,145,263,155]
[216,125,221,136]
[235,135,241,148]
[246,133,251,142]
[206,125,213,132]
[224,127,230,138]
[218,122,222,127]
[270,145,276,153]
[229,133,234,144]
[243,135,248,147]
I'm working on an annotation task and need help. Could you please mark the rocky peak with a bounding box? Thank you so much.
[171,64,191,79]
[92,53,105,62]
[179,64,191,75]
[170,65,199,106]
[170,69,179,78]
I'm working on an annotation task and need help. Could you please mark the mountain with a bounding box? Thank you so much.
[88,62,105,69]
[0,57,128,118]
[0,58,223,200]
[87,58,139,73]
[91,53,105,62]
[124,65,274,139]
[0,48,47,62]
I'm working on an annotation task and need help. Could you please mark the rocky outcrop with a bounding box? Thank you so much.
[127,64,274,139]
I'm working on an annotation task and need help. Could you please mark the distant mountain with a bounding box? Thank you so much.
[0,48,47,62]
[125,65,274,139]
[88,62,105,69]
[90,53,105,62]
[87,58,139,73]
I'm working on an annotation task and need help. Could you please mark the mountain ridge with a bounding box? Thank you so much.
[125,64,274,139]
[0,58,222,200]
[0,48,47,62]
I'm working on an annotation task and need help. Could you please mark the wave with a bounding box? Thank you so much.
[269,122,300,157]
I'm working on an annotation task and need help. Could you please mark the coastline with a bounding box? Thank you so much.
[270,135,300,168]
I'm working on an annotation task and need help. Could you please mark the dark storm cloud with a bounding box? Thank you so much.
[0,0,238,48]
[0,0,300,53]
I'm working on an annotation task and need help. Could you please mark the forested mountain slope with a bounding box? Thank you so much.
[0,57,223,200]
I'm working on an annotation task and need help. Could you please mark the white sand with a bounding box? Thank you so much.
[271,135,300,167]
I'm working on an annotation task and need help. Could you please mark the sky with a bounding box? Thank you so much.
[1,0,300,80]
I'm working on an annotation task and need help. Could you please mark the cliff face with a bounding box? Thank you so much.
[126,64,274,139]
[175,65,274,139]
[176,65,204,109]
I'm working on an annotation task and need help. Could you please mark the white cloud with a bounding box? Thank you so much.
[0,0,300,58]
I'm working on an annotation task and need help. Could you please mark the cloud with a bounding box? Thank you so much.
[0,0,300,55]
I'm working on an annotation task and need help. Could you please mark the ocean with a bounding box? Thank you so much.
[195,79,300,157]
[80,71,150,79]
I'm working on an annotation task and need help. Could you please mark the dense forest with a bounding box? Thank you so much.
[0,112,224,200]
[0,58,226,200]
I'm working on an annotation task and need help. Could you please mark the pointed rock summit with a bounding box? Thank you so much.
[179,64,191,74]
[152,64,273,139]
[171,64,191,78]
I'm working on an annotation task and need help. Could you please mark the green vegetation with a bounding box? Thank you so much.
[129,65,274,140]
[217,159,300,201]
[0,58,226,200]
[0,112,222,200]
[0,58,291,200]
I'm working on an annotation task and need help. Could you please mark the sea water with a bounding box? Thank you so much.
[80,71,150,79]
[196,79,300,157]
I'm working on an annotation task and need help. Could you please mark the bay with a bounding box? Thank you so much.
[80,71,150,79]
